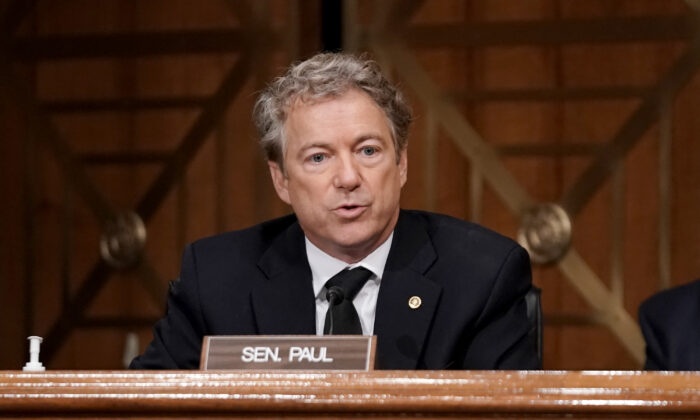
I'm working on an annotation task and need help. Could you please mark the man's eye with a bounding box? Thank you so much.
[310,154,325,163]
[361,147,376,156]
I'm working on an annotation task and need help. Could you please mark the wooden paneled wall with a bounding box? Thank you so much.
[354,0,700,369]
[1,0,698,370]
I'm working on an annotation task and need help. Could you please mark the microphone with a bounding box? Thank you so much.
[326,286,345,335]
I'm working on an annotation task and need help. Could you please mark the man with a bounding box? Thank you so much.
[639,278,700,370]
[130,52,538,370]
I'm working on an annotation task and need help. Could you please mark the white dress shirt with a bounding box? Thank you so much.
[306,233,393,336]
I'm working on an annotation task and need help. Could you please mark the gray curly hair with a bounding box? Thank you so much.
[253,52,412,169]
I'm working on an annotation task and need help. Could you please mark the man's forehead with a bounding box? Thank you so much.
[287,91,345,113]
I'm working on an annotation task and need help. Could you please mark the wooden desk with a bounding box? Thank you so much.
[1,370,699,418]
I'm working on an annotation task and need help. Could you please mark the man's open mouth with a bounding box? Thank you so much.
[334,204,367,218]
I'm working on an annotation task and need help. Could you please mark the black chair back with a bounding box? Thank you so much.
[525,285,543,368]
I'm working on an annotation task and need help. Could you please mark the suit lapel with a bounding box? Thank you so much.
[374,211,442,369]
[249,210,442,369]
[251,220,316,335]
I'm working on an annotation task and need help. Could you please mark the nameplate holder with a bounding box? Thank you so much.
[200,335,376,371]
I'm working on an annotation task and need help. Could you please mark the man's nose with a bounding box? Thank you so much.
[333,155,361,190]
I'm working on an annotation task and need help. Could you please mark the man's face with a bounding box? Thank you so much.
[269,89,407,263]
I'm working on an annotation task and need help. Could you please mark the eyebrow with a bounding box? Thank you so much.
[354,133,386,144]
[297,142,329,152]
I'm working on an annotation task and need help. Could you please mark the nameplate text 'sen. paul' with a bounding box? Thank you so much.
[200,335,376,371]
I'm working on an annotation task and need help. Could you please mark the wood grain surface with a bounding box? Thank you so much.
[0,370,699,418]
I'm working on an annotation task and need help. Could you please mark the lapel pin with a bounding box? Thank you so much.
[408,296,422,309]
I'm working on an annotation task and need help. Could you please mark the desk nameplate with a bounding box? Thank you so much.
[200,335,376,370]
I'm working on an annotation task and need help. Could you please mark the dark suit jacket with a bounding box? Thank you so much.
[639,279,700,370]
[130,210,539,370]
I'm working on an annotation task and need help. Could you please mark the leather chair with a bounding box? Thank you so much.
[525,285,543,368]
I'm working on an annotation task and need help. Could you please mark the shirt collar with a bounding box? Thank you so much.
[307,232,393,300]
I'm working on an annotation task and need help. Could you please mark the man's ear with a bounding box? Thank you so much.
[268,161,291,205]
[398,149,408,187]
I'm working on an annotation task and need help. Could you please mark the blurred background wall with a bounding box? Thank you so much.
[1,0,699,370]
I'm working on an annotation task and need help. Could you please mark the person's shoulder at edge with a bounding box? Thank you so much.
[639,278,700,320]
[638,278,700,370]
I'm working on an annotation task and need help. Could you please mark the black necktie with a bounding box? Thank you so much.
[323,267,372,335]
